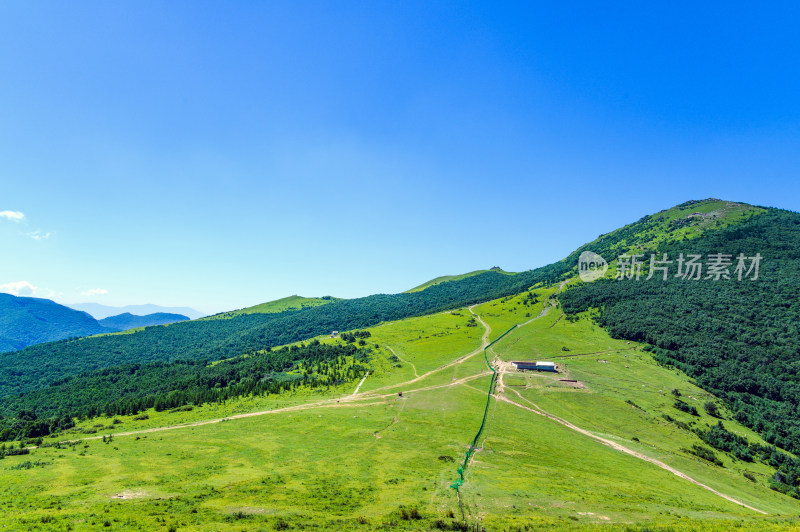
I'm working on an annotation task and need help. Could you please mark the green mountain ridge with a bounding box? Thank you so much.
[203,295,338,319]
[98,312,190,331]
[404,267,512,293]
[68,302,205,320]
[563,198,766,275]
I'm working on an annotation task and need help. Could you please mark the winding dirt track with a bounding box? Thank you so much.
[499,389,766,514]
[363,305,491,395]
[72,372,492,443]
[385,346,418,377]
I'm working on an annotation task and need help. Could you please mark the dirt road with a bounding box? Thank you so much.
[499,387,766,514]
[351,372,370,395]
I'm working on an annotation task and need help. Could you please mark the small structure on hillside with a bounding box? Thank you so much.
[512,360,557,372]
[330,330,339,338]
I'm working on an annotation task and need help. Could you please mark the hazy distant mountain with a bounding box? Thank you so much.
[0,293,112,351]
[99,312,189,331]
[68,303,204,320]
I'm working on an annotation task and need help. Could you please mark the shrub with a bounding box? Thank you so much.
[626,400,643,410]
[683,445,723,466]
[703,401,720,418]
[674,399,698,416]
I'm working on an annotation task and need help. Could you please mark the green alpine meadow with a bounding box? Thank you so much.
[3,199,800,530]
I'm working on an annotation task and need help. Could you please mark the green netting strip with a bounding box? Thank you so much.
[451,324,517,491]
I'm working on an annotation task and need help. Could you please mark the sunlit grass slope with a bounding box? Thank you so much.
[405,268,513,293]
[204,294,338,319]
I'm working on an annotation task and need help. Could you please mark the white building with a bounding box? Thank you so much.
[511,361,557,372]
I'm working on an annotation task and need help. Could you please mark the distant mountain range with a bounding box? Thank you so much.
[0,294,192,352]
[67,302,205,320]
[0,293,110,352]
[98,312,189,331]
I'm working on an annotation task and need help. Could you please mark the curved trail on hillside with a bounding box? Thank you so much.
[385,346,418,377]
[499,388,766,515]
[515,279,567,328]
[361,305,492,395]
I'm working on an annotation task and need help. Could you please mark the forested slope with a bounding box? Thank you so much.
[0,264,567,399]
[560,208,800,491]
[0,338,373,441]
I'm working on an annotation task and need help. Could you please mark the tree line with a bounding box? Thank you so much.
[0,340,371,442]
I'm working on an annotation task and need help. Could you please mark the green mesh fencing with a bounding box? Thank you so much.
[451,324,517,492]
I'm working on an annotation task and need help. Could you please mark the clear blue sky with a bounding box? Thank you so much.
[1,2,798,314]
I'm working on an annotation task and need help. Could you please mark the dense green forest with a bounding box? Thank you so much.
[560,208,800,495]
[0,264,569,399]
[0,338,372,442]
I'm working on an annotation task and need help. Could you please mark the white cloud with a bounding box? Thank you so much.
[0,281,39,297]
[0,211,25,223]
[27,230,51,241]
[81,288,109,296]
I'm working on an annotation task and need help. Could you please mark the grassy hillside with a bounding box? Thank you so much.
[405,268,511,293]
[554,198,767,279]
[204,295,337,319]
[2,285,799,530]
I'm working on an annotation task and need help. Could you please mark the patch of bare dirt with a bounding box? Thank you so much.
[111,490,147,500]
[558,379,585,389]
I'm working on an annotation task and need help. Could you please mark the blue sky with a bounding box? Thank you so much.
[1,2,798,314]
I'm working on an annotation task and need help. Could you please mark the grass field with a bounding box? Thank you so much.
[2,279,799,530]
[404,269,513,293]
[203,295,337,319]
